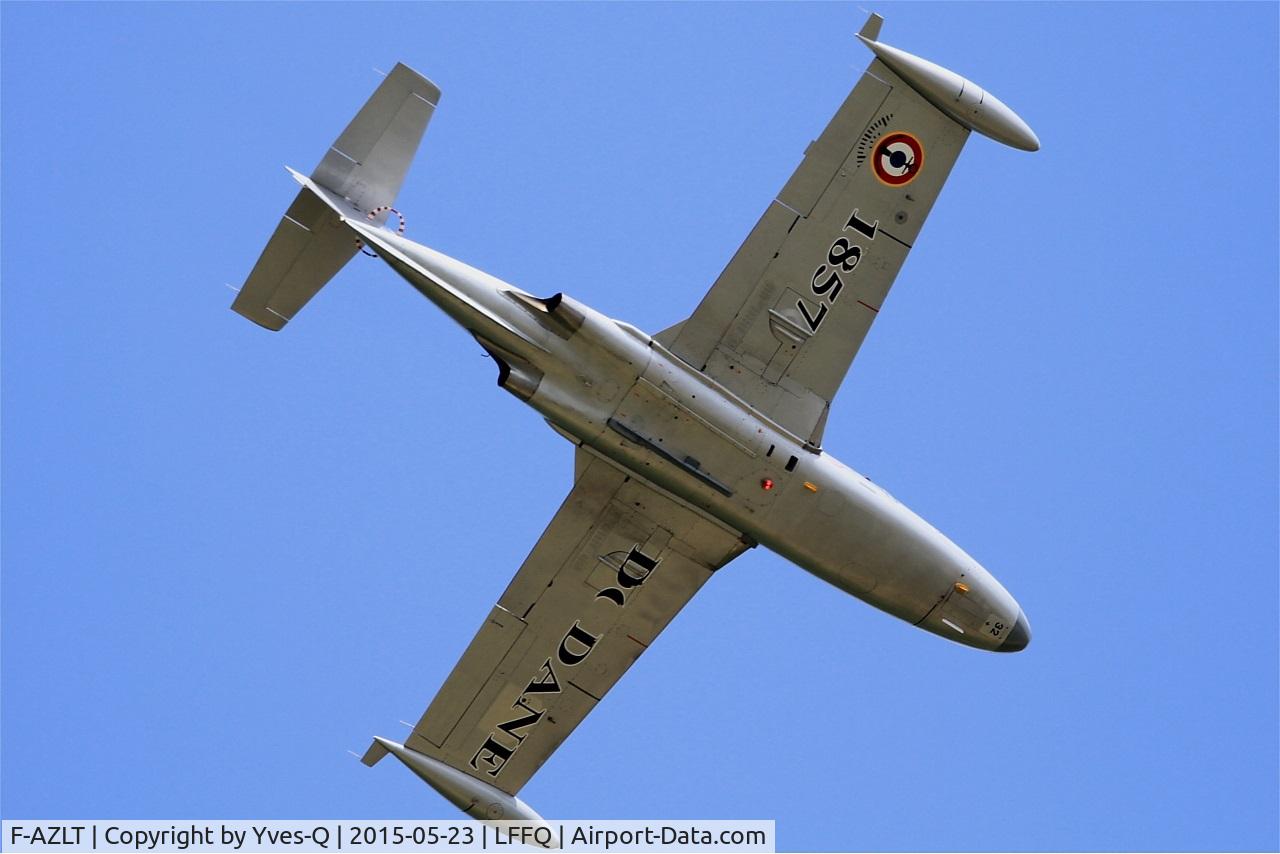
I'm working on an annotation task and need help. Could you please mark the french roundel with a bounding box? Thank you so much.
[872,132,924,186]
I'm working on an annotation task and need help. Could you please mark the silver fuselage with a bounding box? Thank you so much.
[355,221,1028,652]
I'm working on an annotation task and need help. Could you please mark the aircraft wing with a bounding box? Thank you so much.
[659,23,971,447]
[395,449,751,796]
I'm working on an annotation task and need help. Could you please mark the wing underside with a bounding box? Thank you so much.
[661,58,970,446]
[399,450,750,796]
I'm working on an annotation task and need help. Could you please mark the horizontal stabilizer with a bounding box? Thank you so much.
[232,62,440,330]
[230,186,357,330]
[313,63,439,218]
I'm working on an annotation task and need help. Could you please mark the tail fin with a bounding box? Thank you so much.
[231,63,440,330]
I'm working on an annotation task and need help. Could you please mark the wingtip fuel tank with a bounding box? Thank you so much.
[857,19,1040,152]
[362,737,558,847]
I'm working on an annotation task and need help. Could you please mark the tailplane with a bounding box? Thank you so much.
[231,63,440,330]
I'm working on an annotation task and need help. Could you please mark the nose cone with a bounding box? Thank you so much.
[997,609,1031,652]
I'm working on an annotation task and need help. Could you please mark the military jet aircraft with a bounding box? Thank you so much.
[232,13,1037,829]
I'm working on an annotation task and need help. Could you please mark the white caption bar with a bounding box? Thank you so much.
[2,820,775,853]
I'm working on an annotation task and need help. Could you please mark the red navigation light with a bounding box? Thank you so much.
[761,478,774,491]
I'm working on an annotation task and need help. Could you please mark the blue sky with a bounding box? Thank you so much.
[2,2,1276,851]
